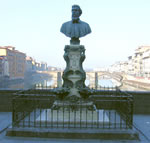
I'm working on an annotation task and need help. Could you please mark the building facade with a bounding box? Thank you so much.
[108,46,150,77]
[26,56,34,72]
[142,49,150,76]
[0,57,9,77]
[0,46,26,79]
[0,57,4,77]
[133,46,150,76]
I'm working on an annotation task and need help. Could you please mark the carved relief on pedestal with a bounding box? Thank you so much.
[69,54,80,70]
[62,45,86,98]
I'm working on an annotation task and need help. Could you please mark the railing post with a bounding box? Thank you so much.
[95,72,98,90]
[128,97,133,129]
[12,98,15,127]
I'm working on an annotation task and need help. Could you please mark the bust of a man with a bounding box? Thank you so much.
[60,5,91,44]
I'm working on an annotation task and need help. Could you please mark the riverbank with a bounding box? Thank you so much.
[0,77,24,88]
[123,80,150,91]
[0,71,52,89]
[122,74,150,91]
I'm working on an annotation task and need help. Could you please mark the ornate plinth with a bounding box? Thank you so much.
[62,45,86,98]
[52,100,95,111]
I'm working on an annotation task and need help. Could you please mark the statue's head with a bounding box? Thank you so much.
[72,5,82,21]
[60,4,91,44]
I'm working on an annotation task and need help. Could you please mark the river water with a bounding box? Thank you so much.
[0,77,119,90]
[98,79,114,87]
[0,72,142,91]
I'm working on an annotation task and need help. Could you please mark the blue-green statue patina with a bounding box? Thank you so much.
[56,5,92,101]
[60,5,91,44]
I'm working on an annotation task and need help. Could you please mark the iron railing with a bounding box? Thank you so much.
[34,84,121,91]
[12,90,133,130]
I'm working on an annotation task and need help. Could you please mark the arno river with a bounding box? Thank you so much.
[0,77,115,90]
[0,76,141,91]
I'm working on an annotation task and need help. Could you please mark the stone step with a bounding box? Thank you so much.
[6,127,139,140]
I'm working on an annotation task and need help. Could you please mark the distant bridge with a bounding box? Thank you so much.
[37,71,123,88]
[86,71,123,88]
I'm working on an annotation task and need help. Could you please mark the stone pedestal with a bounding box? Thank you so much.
[62,45,86,97]
[57,72,62,87]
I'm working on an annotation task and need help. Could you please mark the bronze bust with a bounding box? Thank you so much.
[60,5,91,44]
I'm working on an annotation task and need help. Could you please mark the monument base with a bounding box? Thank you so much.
[36,109,109,126]
[6,101,139,140]
[6,127,139,140]
[52,100,95,110]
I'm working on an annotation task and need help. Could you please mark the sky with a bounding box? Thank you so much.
[0,0,150,69]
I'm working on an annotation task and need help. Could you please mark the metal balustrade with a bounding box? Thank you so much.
[12,90,133,130]
[34,84,121,91]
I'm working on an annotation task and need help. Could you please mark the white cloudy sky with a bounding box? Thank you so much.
[0,0,150,69]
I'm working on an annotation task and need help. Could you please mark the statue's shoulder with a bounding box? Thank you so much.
[62,21,72,27]
[79,20,91,31]
[60,21,72,34]
[79,20,90,27]
[79,20,87,24]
